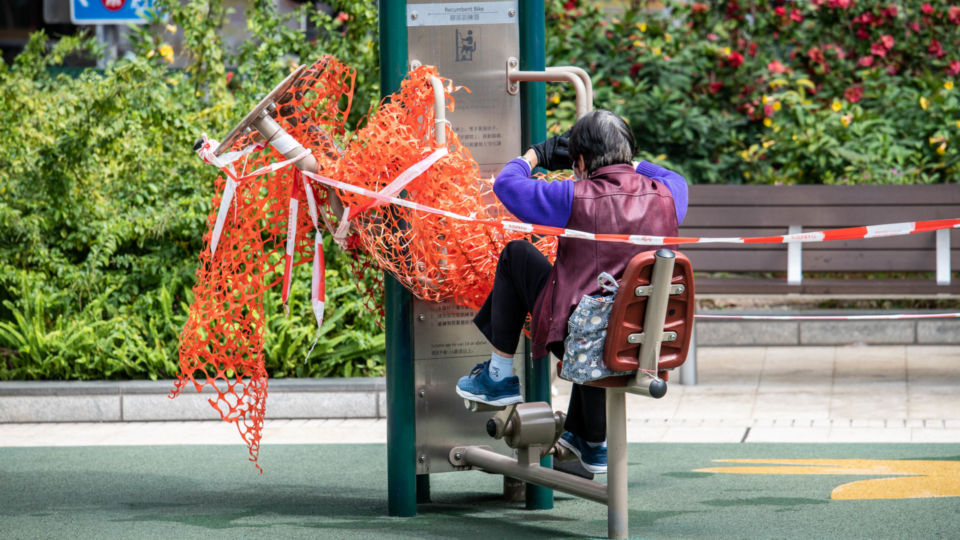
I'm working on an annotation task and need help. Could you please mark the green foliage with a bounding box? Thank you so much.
[0,2,381,380]
[5,1,956,380]
[546,0,960,184]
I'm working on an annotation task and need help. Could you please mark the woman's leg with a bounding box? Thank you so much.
[564,384,606,442]
[473,240,553,355]
[458,241,553,405]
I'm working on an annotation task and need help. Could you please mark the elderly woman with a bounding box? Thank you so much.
[456,110,688,474]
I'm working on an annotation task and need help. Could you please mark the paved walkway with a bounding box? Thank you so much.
[1,345,958,447]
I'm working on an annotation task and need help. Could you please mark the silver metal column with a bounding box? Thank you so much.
[606,389,628,539]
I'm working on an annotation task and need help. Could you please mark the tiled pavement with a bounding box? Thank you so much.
[1,345,958,447]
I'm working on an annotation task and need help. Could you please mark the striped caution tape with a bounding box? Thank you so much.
[200,136,960,247]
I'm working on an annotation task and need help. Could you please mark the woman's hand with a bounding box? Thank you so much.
[529,131,572,171]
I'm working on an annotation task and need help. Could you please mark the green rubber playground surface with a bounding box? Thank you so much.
[2,443,958,539]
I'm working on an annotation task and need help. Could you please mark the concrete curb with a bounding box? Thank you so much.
[0,378,386,423]
[694,311,960,346]
[1,311,956,423]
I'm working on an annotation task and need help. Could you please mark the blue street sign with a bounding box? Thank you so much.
[71,0,153,25]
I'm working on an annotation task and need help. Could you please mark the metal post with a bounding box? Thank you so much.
[508,69,588,118]
[606,389,628,539]
[380,0,418,518]
[519,0,552,512]
[787,225,802,286]
[937,229,951,286]
[678,325,698,385]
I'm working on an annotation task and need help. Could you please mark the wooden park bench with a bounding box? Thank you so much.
[673,184,959,383]
[680,184,959,295]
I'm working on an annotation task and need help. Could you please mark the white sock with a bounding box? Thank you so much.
[487,352,514,382]
[586,440,607,449]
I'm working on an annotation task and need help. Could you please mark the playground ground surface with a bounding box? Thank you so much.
[1,442,958,539]
[2,344,958,538]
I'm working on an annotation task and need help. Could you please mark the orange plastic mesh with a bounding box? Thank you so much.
[172,57,355,472]
[174,58,557,470]
[332,65,556,310]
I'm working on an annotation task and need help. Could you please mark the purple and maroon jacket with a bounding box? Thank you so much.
[493,159,686,359]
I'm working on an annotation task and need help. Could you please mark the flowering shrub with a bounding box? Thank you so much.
[547,0,959,184]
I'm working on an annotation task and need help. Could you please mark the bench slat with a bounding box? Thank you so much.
[682,206,960,227]
[694,277,960,295]
[686,249,959,272]
[689,185,960,206]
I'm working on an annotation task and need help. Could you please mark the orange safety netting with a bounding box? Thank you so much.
[174,57,556,470]
[331,65,556,310]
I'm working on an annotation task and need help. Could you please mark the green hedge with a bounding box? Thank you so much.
[546,0,959,184]
[1,1,956,380]
[0,1,383,380]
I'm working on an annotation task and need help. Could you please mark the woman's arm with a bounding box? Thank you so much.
[635,161,688,224]
[493,157,574,228]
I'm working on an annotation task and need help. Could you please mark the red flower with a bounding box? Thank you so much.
[921,3,934,15]
[824,43,846,60]
[774,6,786,16]
[748,42,758,57]
[948,60,960,77]
[858,55,874,67]
[763,104,774,117]
[691,2,709,14]
[886,64,899,76]
[630,62,644,76]
[336,11,349,22]
[807,47,825,64]
[856,28,869,40]
[949,6,960,25]
[708,81,723,94]
[881,34,894,50]
[225,71,234,84]
[844,85,863,103]
[929,40,945,59]
[727,51,744,67]
[909,21,920,32]
[707,33,719,41]
[827,0,854,9]
[563,0,577,10]
[870,42,887,57]
[767,59,787,73]
[883,5,897,18]
[789,9,804,22]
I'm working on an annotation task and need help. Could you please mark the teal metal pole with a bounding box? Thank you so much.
[519,0,553,511]
[380,0,417,518]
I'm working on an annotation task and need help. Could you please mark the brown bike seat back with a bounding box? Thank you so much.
[557,250,695,388]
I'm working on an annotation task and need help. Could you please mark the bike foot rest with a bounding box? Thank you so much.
[552,443,579,462]
[463,398,507,412]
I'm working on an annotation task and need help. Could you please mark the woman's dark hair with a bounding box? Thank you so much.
[567,110,635,174]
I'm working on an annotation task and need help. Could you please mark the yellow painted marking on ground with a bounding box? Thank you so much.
[694,459,960,500]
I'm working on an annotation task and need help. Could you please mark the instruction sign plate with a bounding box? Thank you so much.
[408,0,521,172]
[407,1,518,27]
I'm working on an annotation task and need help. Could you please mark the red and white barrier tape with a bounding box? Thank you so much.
[299,168,960,246]
[695,312,960,321]
[199,134,960,246]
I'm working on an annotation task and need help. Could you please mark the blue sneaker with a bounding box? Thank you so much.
[456,361,523,407]
[557,431,607,474]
